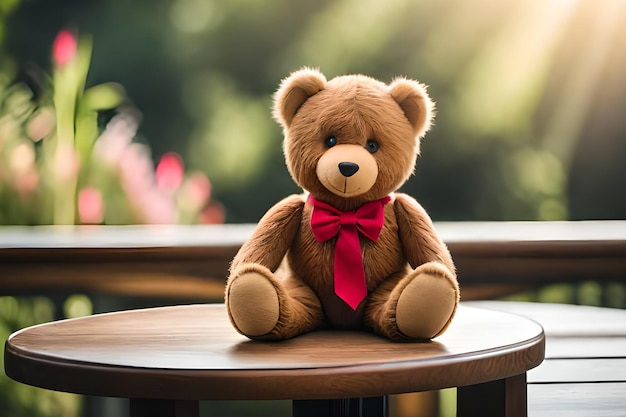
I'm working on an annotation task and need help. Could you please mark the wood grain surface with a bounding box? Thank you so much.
[465,301,626,337]
[528,383,626,417]
[529,359,626,383]
[470,301,626,417]
[4,303,544,401]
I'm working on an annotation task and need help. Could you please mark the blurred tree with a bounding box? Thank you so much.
[563,1,626,220]
[3,0,625,222]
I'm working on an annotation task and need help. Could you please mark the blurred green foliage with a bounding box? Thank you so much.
[0,296,82,417]
[0,28,222,225]
[2,0,624,223]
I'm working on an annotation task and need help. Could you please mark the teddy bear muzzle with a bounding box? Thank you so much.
[316,144,378,197]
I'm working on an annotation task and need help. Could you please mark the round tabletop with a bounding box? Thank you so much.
[4,303,544,401]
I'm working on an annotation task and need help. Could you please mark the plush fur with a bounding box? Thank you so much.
[225,68,459,341]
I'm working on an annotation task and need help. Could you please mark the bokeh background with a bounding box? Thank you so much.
[2,0,625,225]
[1,0,625,416]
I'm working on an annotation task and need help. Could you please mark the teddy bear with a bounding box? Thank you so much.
[225,68,459,341]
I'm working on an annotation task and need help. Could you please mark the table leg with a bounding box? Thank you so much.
[457,373,527,417]
[293,396,388,417]
[130,399,199,417]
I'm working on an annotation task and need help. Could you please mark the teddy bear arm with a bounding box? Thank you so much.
[231,194,304,273]
[393,193,455,274]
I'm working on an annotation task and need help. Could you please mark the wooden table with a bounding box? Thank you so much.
[4,303,544,417]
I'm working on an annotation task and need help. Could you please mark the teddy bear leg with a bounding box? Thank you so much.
[365,262,459,340]
[226,263,324,340]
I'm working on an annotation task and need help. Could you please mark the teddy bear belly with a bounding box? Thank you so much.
[319,289,365,328]
[287,246,406,329]
[286,251,361,328]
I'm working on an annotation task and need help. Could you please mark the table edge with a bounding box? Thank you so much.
[4,304,545,400]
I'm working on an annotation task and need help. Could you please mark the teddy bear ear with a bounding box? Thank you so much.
[388,78,435,138]
[273,67,327,127]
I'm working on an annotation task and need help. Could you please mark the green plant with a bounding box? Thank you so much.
[0,29,224,225]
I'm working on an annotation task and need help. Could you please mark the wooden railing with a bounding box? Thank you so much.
[1,221,625,303]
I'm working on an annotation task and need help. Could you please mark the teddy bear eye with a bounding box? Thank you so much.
[325,136,338,148]
[366,139,379,153]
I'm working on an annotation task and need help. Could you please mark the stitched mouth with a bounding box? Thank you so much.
[330,178,361,195]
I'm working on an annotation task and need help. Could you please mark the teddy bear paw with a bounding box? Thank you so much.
[226,270,280,338]
[395,269,458,339]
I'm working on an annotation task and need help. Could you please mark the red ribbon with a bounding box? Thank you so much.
[308,194,391,309]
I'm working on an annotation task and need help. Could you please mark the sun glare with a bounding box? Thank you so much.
[549,0,580,8]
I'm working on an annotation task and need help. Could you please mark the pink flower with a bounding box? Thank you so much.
[118,143,154,193]
[140,190,177,224]
[200,202,225,224]
[156,152,184,191]
[53,30,77,67]
[78,187,104,224]
[27,108,55,142]
[94,109,140,164]
[179,171,211,211]
[187,172,211,200]
[15,170,40,198]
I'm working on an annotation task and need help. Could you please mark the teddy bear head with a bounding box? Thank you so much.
[273,68,435,210]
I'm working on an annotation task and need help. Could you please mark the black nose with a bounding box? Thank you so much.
[338,162,359,177]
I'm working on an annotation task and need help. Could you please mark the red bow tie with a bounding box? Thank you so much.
[308,194,391,309]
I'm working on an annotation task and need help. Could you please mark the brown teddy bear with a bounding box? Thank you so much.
[225,68,459,341]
